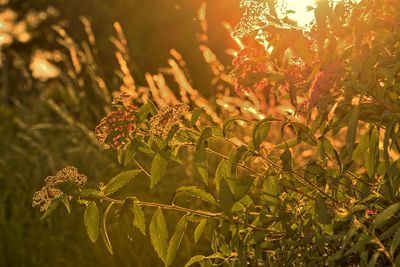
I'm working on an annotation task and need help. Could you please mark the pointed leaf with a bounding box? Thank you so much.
[184,255,206,267]
[315,196,332,225]
[190,107,204,126]
[194,145,208,184]
[165,215,188,267]
[194,219,207,243]
[150,153,168,189]
[41,198,61,220]
[133,204,146,236]
[253,118,273,150]
[219,178,234,215]
[373,203,400,231]
[390,227,400,256]
[150,208,169,262]
[215,160,228,194]
[346,106,360,159]
[61,197,71,214]
[104,170,141,196]
[175,186,217,205]
[84,201,99,243]
[101,202,114,254]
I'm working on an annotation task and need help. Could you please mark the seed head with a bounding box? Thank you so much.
[149,103,189,137]
[32,166,87,212]
[95,105,137,149]
[231,46,268,95]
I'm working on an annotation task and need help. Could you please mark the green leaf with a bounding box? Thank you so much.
[315,196,332,225]
[41,198,61,220]
[133,204,146,236]
[252,118,274,150]
[219,178,234,215]
[184,255,206,267]
[373,203,400,231]
[352,130,369,160]
[101,202,114,254]
[196,127,213,149]
[165,215,188,267]
[136,103,152,121]
[226,176,254,201]
[344,234,372,256]
[368,126,379,179]
[150,208,169,262]
[390,227,400,256]
[148,101,158,116]
[80,189,102,198]
[190,107,204,127]
[223,117,251,137]
[379,220,400,241]
[194,219,207,243]
[84,201,99,243]
[367,252,380,267]
[262,170,280,210]
[215,160,228,194]
[346,106,360,159]
[175,186,217,205]
[61,197,71,214]
[194,145,208,185]
[227,145,247,179]
[150,153,168,189]
[304,161,326,186]
[280,148,293,172]
[104,170,141,196]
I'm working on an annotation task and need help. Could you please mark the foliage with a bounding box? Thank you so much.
[30,0,400,266]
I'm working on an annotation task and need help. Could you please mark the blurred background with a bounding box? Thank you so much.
[0,0,242,266]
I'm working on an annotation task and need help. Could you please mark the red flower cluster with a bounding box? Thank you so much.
[309,62,342,107]
[95,105,137,149]
[231,46,268,95]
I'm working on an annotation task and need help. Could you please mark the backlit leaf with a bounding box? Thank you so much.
[184,255,206,267]
[101,202,114,254]
[219,178,234,215]
[194,219,207,243]
[41,198,61,220]
[373,203,400,231]
[104,170,141,196]
[150,208,169,262]
[346,106,360,159]
[175,186,217,205]
[150,153,168,189]
[84,201,99,243]
[133,204,146,236]
[165,214,188,267]
[194,144,208,185]
[315,196,332,225]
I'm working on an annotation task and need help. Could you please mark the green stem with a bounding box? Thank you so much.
[132,158,151,178]
[103,196,283,238]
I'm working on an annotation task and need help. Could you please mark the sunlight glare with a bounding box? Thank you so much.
[276,0,363,29]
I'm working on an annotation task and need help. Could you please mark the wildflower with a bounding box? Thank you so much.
[44,166,87,188]
[149,103,189,137]
[32,166,87,212]
[231,46,268,95]
[309,62,342,107]
[365,209,378,218]
[95,105,137,149]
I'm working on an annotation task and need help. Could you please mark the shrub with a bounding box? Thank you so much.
[33,0,400,266]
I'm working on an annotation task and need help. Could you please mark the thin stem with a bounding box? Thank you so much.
[253,150,338,204]
[103,196,283,238]
[133,158,151,178]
